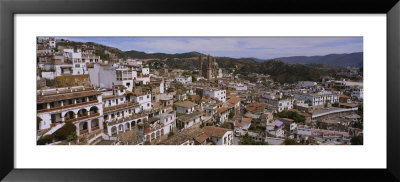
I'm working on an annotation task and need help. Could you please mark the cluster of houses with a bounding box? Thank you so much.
[36,37,363,145]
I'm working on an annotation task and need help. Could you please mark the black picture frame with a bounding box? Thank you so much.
[1,0,399,181]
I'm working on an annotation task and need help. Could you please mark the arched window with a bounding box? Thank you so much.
[79,122,88,131]
[89,106,99,115]
[91,119,99,130]
[111,126,117,134]
[77,109,88,117]
[64,111,75,120]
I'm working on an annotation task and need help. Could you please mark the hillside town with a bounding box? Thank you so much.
[36,37,363,145]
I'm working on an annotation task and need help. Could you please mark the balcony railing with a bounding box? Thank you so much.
[80,129,88,135]
[65,113,100,123]
[37,100,99,113]
[91,126,100,131]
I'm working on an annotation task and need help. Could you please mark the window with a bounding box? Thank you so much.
[75,64,80,68]
[147,103,150,107]
[147,95,149,99]
[139,97,143,101]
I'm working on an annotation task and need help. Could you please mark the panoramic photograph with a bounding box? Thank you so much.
[36,37,363,145]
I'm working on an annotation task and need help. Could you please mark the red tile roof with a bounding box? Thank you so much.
[241,117,252,123]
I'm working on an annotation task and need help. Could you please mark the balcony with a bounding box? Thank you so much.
[37,100,99,113]
[65,113,100,123]
[80,129,89,135]
[91,126,100,131]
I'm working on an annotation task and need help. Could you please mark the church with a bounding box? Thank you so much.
[198,55,222,80]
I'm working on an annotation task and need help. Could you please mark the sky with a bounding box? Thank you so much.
[58,37,363,60]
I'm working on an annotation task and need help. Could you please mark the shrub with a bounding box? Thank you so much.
[168,132,174,138]
[52,122,77,141]
[220,123,231,129]
[277,110,306,124]
[248,124,257,131]
[240,133,268,145]
[228,111,235,119]
[143,141,151,145]
[37,135,53,145]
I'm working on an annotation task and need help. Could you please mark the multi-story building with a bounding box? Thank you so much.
[351,88,363,100]
[203,88,226,102]
[175,76,192,85]
[203,126,233,145]
[130,91,152,111]
[37,86,104,137]
[289,91,339,106]
[174,101,197,114]
[102,85,147,136]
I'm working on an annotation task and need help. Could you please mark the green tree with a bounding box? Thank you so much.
[215,116,221,123]
[52,122,77,141]
[37,135,53,145]
[220,123,231,129]
[277,110,306,124]
[228,111,235,119]
[67,130,78,141]
[240,133,268,145]
[248,124,257,131]
[353,121,363,129]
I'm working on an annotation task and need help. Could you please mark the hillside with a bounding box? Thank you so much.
[270,52,363,67]
[125,50,205,60]
[56,40,129,61]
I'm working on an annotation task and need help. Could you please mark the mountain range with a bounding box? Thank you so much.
[267,52,363,67]
[125,50,363,68]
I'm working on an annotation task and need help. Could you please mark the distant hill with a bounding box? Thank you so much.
[125,50,205,60]
[269,52,363,67]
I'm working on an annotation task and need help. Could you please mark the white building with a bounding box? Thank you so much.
[203,88,226,102]
[203,126,233,145]
[174,101,197,114]
[176,111,204,130]
[233,83,247,91]
[298,81,317,88]
[82,54,102,64]
[290,92,339,106]
[116,68,134,91]
[155,111,177,136]
[175,76,192,85]
[131,92,152,111]
[351,88,363,100]
[266,120,285,137]
[37,86,104,137]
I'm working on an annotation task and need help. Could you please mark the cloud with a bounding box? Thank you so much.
[59,37,363,59]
